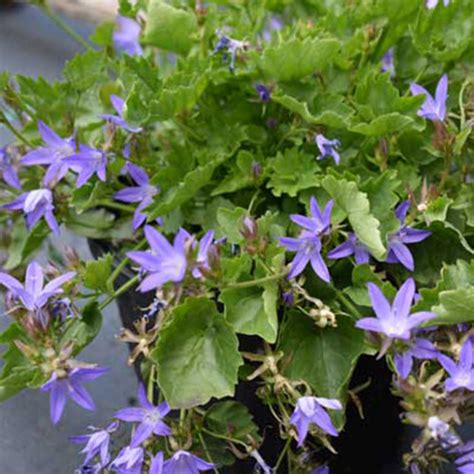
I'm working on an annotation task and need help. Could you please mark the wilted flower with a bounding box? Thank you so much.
[327,232,370,265]
[410,74,448,122]
[213,30,248,72]
[4,188,60,235]
[41,366,108,425]
[65,146,107,188]
[290,396,342,446]
[114,384,171,447]
[426,0,450,9]
[70,421,118,467]
[0,146,21,189]
[114,163,159,230]
[394,338,438,379]
[427,416,460,450]
[162,450,214,473]
[100,95,142,133]
[356,278,436,341]
[21,121,76,186]
[0,261,75,326]
[315,134,341,165]
[113,15,143,56]
[255,84,271,103]
[110,446,144,474]
[438,339,474,392]
[192,230,215,278]
[128,225,189,292]
[381,48,395,77]
[386,201,431,271]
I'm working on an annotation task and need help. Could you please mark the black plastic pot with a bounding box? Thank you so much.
[89,239,404,474]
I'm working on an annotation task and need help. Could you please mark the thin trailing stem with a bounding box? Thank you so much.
[98,274,140,310]
[332,286,362,318]
[274,437,292,471]
[0,110,33,147]
[223,272,287,289]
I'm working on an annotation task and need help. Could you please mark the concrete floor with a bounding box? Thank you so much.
[0,5,136,473]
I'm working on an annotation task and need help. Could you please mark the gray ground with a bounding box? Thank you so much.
[0,5,136,473]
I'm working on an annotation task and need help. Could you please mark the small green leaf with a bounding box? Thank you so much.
[83,254,113,292]
[205,401,261,443]
[350,113,417,137]
[216,207,246,244]
[322,175,386,259]
[152,298,243,408]
[144,0,198,55]
[61,301,103,355]
[64,50,108,91]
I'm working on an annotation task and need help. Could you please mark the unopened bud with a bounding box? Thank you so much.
[64,245,81,268]
[241,216,258,240]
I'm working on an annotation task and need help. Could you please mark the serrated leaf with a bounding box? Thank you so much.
[61,302,103,355]
[278,312,365,428]
[63,50,108,91]
[350,113,417,137]
[260,38,340,82]
[216,207,246,244]
[322,175,386,259]
[83,254,113,292]
[144,0,197,55]
[152,298,243,408]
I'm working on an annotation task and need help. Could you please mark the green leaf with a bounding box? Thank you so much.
[220,281,278,343]
[0,366,42,402]
[216,207,246,244]
[259,38,340,82]
[152,298,243,408]
[83,254,113,292]
[433,288,474,325]
[278,312,365,427]
[322,175,386,259]
[70,181,103,214]
[4,220,49,270]
[350,113,417,137]
[204,401,261,443]
[63,50,108,91]
[61,301,103,355]
[148,158,225,220]
[144,0,198,55]
[267,148,320,197]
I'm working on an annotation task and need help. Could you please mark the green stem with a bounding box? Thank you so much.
[40,4,92,51]
[147,365,156,402]
[274,437,292,471]
[200,427,248,449]
[223,272,286,289]
[332,286,362,318]
[0,111,33,147]
[197,432,219,474]
[98,274,140,310]
[96,200,135,213]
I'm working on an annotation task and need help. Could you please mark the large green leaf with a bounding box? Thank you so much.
[278,312,365,427]
[144,0,198,55]
[152,298,243,408]
[259,38,340,82]
[322,175,386,259]
[220,281,278,343]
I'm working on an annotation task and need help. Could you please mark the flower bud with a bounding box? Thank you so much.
[241,216,258,240]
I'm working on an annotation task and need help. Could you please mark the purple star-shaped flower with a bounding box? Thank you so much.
[386,201,431,271]
[128,225,189,292]
[4,188,60,235]
[312,467,329,474]
[394,338,439,379]
[426,0,450,9]
[192,230,215,279]
[21,121,76,186]
[149,452,164,474]
[280,231,330,282]
[262,16,283,42]
[315,134,341,165]
[110,446,144,474]
[113,15,143,56]
[410,74,448,122]
[438,339,474,392]
[0,146,21,189]
[70,421,118,467]
[453,440,474,474]
[381,48,395,78]
[213,31,247,72]
[356,278,436,341]
[114,384,171,447]
[64,145,107,188]
[327,232,370,265]
[290,196,333,237]
[163,450,214,474]
[0,261,75,326]
[100,95,143,133]
[41,367,108,425]
[255,84,271,103]
[290,396,342,446]
[114,163,159,230]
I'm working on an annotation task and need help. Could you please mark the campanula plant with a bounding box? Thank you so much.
[0,0,473,472]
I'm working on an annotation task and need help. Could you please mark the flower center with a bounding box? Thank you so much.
[144,409,161,425]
